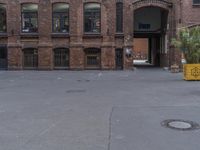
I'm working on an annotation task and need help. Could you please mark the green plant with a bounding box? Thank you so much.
[172,26,200,64]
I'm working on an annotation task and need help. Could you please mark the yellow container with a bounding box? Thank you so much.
[184,64,200,80]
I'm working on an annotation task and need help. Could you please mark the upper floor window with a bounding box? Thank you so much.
[0,4,6,33]
[116,2,123,33]
[21,4,38,33]
[193,0,200,5]
[53,3,69,33]
[84,3,101,33]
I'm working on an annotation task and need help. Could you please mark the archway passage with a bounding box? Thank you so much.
[133,7,169,67]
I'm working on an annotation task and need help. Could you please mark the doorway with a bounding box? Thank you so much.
[133,7,168,67]
[0,45,7,70]
[115,49,123,70]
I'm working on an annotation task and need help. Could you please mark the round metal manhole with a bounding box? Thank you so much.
[161,119,200,131]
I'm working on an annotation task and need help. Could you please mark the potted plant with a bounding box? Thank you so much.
[172,26,200,80]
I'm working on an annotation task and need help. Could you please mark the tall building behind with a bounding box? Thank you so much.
[0,0,200,70]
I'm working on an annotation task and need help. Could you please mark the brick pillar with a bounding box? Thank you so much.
[124,1,134,70]
[38,0,52,70]
[70,47,84,70]
[7,47,22,70]
[101,0,116,70]
[7,1,22,70]
[101,47,115,70]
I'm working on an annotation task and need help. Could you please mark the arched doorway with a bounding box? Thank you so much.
[133,6,169,67]
[132,0,174,67]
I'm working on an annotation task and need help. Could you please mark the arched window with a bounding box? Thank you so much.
[0,4,6,33]
[84,3,101,33]
[54,48,69,68]
[23,48,38,69]
[21,4,38,33]
[53,3,69,33]
[116,2,123,33]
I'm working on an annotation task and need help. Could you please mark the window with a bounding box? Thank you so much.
[0,4,6,33]
[116,2,123,33]
[84,48,101,69]
[22,4,38,33]
[54,48,69,68]
[84,3,101,33]
[193,0,200,5]
[23,48,38,68]
[53,3,69,33]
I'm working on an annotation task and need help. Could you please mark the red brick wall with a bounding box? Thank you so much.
[0,0,199,70]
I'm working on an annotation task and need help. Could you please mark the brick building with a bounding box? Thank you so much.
[0,0,200,70]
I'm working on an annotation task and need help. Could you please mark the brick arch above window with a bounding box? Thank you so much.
[53,47,69,50]
[51,0,70,3]
[84,47,101,51]
[22,46,38,50]
[19,0,39,4]
[83,0,102,3]
[0,2,8,5]
[116,0,123,3]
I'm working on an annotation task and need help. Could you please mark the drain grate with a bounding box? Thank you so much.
[66,89,86,93]
[161,119,200,131]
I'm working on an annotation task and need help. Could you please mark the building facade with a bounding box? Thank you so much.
[0,0,200,70]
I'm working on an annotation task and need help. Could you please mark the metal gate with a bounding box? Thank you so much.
[54,48,69,69]
[0,46,7,70]
[85,48,101,69]
[23,49,38,69]
[115,49,123,70]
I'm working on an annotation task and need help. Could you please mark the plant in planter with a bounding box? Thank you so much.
[172,26,200,80]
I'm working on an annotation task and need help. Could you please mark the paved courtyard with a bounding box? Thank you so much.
[0,68,200,150]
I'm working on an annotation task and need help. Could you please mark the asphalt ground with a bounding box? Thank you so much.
[0,68,199,150]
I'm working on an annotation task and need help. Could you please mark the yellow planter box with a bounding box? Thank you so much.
[184,64,200,80]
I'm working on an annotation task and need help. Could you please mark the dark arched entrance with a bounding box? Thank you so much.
[132,0,175,67]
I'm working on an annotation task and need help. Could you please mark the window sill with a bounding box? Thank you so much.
[51,33,70,38]
[192,4,200,7]
[54,67,70,70]
[0,33,8,37]
[115,33,124,38]
[83,33,102,38]
[20,33,39,38]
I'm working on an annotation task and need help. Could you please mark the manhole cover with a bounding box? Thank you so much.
[161,119,200,131]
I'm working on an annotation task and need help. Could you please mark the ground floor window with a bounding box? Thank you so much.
[23,48,38,69]
[84,48,101,69]
[0,45,7,69]
[54,48,69,68]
